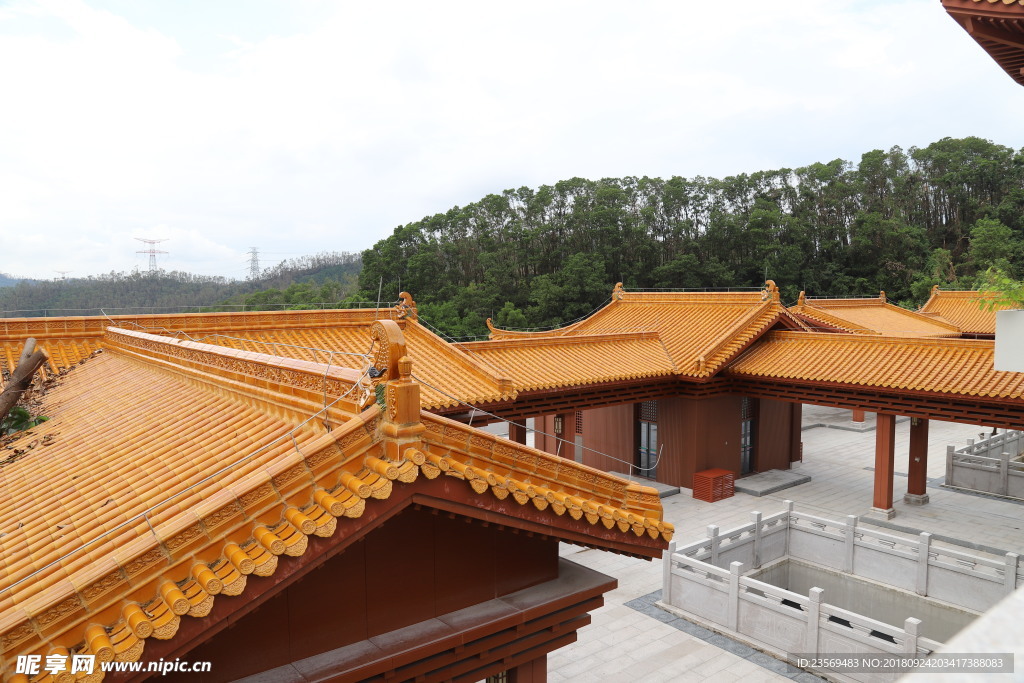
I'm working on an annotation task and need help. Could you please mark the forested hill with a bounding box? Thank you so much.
[0,273,31,288]
[0,252,361,317]
[358,136,1024,338]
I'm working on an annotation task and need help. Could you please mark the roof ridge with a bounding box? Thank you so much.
[794,298,962,335]
[0,351,670,672]
[458,330,661,351]
[764,330,995,348]
[788,305,873,334]
[694,300,782,376]
[802,297,886,307]
[104,327,366,419]
[403,321,516,398]
[0,308,388,342]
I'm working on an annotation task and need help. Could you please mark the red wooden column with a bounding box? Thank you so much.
[790,403,803,465]
[905,417,930,506]
[508,420,527,445]
[533,416,551,454]
[509,654,547,682]
[852,409,865,423]
[872,413,897,519]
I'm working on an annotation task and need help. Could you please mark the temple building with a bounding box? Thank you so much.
[0,276,1021,682]
[2,6,1023,681]
[918,285,1013,339]
[0,316,672,682]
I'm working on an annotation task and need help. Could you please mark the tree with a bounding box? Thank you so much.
[968,218,1020,276]
[910,248,959,301]
[494,302,528,329]
[978,267,1024,309]
[349,136,1024,335]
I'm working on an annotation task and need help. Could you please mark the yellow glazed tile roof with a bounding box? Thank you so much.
[0,308,514,410]
[789,292,962,338]
[482,284,800,380]
[0,326,669,679]
[727,331,1024,399]
[457,332,677,392]
[189,318,514,409]
[918,287,1010,335]
[0,338,100,378]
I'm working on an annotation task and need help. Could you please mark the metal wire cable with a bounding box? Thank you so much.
[411,373,664,476]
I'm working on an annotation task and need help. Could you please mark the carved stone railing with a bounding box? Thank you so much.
[946,431,1024,500]
[662,503,1023,681]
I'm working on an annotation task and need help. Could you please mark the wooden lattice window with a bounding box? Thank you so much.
[575,410,584,435]
[639,400,657,423]
[741,397,753,420]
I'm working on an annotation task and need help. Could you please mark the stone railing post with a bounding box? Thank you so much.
[946,445,955,486]
[751,511,762,568]
[917,532,931,596]
[845,515,857,573]
[805,587,823,654]
[784,500,794,556]
[728,561,743,631]
[709,525,721,567]
[904,617,921,654]
[1000,452,1011,496]
[663,541,676,604]
[1005,552,1019,594]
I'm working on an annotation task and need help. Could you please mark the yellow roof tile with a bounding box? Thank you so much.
[458,332,677,392]
[0,326,668,673]
[918,287,1011,335]
[790,293,962,338]
[482,286,800,381]
[0,309,514,410]
[727,331,1024,399]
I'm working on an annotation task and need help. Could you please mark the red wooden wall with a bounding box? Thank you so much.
[169,506,558,682]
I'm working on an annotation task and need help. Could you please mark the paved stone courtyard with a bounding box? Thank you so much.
[548,406,1024,682]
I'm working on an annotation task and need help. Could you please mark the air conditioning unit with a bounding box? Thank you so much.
[995,310,1024,372]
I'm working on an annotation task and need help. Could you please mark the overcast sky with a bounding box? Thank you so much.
[2,0,1022,280]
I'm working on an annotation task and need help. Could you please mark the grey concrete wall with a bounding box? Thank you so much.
[750,559,979,642]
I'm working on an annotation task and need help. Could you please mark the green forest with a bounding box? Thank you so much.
[355,137,1024,338]
[0,274,31,288]
[4,137,1022,339]
[0,252,361,317]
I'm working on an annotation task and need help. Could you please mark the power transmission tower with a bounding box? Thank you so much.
[247,247,261,281]
[135,238,169,272]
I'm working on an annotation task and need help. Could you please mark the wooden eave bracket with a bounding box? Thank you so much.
[966,18,1024,50]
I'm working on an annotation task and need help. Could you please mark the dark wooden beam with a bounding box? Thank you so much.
[944,0,1024,22]
[967,20,1024,51]
[728,376,1024,429]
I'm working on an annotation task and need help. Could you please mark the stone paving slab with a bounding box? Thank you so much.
[734,469,811,497]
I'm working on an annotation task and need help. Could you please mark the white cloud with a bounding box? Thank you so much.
[0,0,1022,279]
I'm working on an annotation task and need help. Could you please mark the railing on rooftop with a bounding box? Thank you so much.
[0,301,403,318]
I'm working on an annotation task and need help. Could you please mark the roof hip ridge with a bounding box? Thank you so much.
[692,300,779,375]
